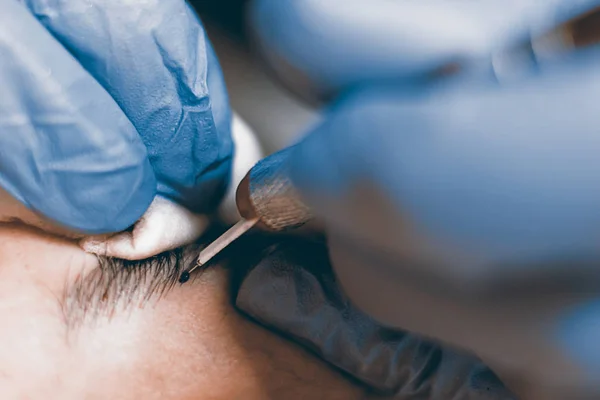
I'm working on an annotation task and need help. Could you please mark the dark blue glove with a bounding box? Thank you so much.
[236,236,516,400]
[249,0,600,397]
[0,0,233,234]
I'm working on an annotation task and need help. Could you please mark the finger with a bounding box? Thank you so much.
[25,0,234,211]
[288,56,600,287]
[249,0,600,95]
[81,111,264,259]
[236,238,516,399]
[0,1,155,234]
[81,196,209,260]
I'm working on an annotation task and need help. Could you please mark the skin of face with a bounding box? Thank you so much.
[0,223,372,400]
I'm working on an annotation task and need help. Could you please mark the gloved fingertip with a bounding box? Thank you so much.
[48,159,157,235]
[288,125,350,198]
[81,196,210,261]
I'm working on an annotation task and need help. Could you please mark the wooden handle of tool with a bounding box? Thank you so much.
[235,147,313,232]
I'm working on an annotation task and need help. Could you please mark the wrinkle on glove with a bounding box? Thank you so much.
[0,0,233,234]
[0,0,155,234]
[23,0,234,213]
[235,238,516,399]
[79,112,263,260]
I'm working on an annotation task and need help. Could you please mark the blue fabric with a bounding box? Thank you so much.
[0,0,233,233]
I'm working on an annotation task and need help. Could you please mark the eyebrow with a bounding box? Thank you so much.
[62,243,202,329]
[60,231,282,330]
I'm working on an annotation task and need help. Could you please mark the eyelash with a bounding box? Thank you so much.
[61,246,199,330]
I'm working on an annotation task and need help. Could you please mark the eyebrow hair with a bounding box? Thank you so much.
[60,231,282,331]
[62,243,202,329]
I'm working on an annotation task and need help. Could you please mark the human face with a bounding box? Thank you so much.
[0,223,368,400]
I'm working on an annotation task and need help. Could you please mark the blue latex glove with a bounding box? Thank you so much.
[250,0,600,397]
[0,0,233,234]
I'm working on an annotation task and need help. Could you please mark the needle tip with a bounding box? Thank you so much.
[179,271,191,284]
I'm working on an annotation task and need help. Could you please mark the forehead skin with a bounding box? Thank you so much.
[0,224,369,400]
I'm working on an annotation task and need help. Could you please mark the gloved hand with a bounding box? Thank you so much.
[234,236,517,400]
[0,0,233,234]
[249,0,600,398]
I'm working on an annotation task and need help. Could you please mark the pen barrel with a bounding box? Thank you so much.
[236,146,313,231]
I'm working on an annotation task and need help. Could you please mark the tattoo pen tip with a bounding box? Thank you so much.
[179,271,191,284]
